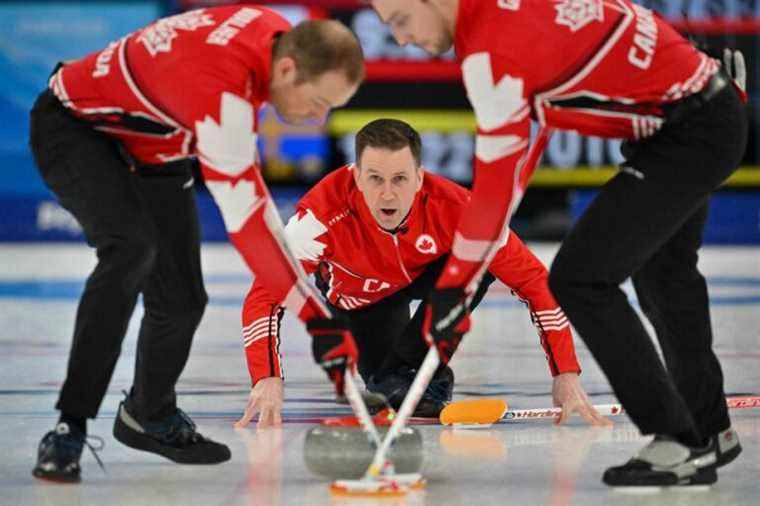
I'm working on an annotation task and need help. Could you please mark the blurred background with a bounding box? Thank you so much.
[1,0,758,243]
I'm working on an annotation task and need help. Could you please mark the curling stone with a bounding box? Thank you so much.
[303,425,423,479]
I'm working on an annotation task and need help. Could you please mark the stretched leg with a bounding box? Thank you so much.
[128,162,209,421]
[632,202,730,437]
[371,257,494,416]
[549,84,745,445]
[381,256,494,373]
[30,90,158,420]
[330,292,411,382]
[550,172,716,443]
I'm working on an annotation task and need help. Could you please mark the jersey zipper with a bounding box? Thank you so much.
[392,234,412,283]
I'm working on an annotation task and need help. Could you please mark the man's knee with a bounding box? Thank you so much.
[179,300,207,329]
[548,256,576,306]
[144,300,207,334]
[631,267,655,296]
[96,228,158,285]
[636,248,700,287]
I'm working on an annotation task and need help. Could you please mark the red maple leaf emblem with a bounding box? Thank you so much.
[415,234,437,254]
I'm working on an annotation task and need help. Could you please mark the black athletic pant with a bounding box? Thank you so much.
[319,255,494,382]
[548,82,747,443]
[29,89,208,422]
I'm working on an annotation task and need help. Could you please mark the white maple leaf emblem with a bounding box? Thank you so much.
[462,52,527,132]
[196,92,257,178]
[554,0,604,32]
[205,179,262,234]
[284,210,328,262]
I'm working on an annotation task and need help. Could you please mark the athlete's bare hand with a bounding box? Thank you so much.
[235,377,284,429]
[552,373,612,427]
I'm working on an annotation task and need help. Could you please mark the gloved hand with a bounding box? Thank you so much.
[723,48,747,100]
[307,317,359,396]
[422,287,471,364]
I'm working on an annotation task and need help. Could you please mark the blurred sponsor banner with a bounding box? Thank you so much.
[0,1,161,196]
[0,1,321,241]
[176,0,760,79]
[3,1,760,242]
[328,109,760,187]
[0,188,304,242]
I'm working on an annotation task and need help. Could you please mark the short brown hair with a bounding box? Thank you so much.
[355,119,422,167]
[274,20,364,84]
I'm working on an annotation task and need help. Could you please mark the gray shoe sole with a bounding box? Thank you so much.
[113,404,230,465]
[715,428,742,467]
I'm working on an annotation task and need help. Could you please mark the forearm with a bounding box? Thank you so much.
[488,229,581,376]
[202,162,327,322]
[436,158,522,292]
[242,305,285,385]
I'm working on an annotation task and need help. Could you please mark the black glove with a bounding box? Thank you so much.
[422,288,471,364]
[307,317,359,396]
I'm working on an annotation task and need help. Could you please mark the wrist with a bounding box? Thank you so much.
[552,367,581,378]
[254,375,283,386]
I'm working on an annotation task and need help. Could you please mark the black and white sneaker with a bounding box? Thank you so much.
[414,366,454,418]
[113,401,230,464]
[366,366,416,411]
[603,435,718,488]
[367,365,454,418]
[32,423,104,483]
[714,427,742,467]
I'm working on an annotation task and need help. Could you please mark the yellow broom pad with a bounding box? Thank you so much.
[439,398,508,426]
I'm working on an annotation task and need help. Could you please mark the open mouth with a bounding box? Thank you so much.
[380,208,397,217]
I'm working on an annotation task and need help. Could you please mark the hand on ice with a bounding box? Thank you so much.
[552,372,612,427]
[235,377,284,429]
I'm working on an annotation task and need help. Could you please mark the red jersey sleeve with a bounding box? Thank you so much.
[242,281,285,386]
[487,231,581,376]
[241,206,331,384]
[134,9,330,322]
[436,49,533,291]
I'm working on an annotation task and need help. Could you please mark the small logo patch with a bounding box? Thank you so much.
[415,234,438,255]
[554,0,604,32]
[139,10,215,56]
[497,0,520,11]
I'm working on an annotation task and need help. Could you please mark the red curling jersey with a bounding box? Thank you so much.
[49,5,288,166]
[47,6,315,300]
[438,0,720,289]
[457,0,716,144]
[242,165,582,384]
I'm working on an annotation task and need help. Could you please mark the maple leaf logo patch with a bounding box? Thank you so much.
[139,9,215,56]
[415,234,438,255]
[554,0,604,32]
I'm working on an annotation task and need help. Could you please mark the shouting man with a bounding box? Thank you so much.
[235,119,608,428]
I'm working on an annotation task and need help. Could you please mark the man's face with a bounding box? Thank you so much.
[354,145,423,230]
[370,0,454,56]
[269,58,358,125]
